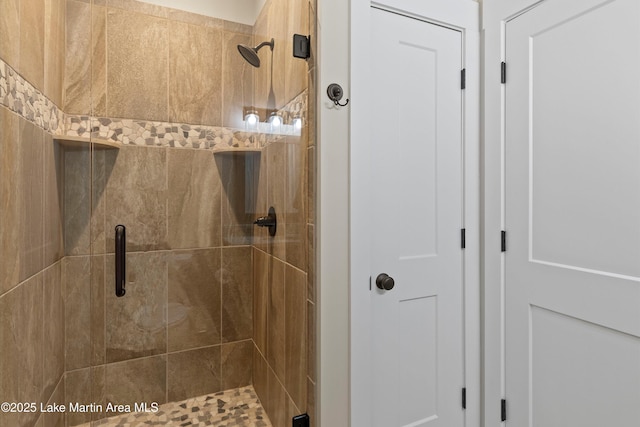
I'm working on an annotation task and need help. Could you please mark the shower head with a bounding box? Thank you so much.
[237,38,274,68]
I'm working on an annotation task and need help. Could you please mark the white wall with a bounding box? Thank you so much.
[136,0,266,25]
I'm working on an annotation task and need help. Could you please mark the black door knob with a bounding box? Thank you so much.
[376,273,395,291]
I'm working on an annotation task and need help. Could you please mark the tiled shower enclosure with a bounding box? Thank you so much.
[0,0,317,426]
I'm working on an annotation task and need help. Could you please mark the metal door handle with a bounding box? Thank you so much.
[115,225,126,297]
[376,273,395,291]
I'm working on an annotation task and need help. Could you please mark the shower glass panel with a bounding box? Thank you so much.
[69,0,316,426]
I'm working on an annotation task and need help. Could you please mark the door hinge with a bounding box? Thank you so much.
[462,387,467,409]
[461,228,466,249]
[461,69,466,90]
[501,399,507,422]
[501,62,507,84]
[501,230,507,252]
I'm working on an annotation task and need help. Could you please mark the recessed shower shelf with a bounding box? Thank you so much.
[212,147,262,154]
[54,135,120,149]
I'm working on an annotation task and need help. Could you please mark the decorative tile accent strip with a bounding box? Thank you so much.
[0,59,65,135]
[77,386,272,427]
[1,57,308,152]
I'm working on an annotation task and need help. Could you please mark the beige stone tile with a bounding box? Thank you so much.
[285,0,310,104]
[267,365,287,427]
[41,376,65,427]
[285,264,307,410]
[90,255,106,366]
[64,0,91,114]
[167,346,221,402]
[91,147,107,255]
[92,4,107,116]
[218,153,257,246]
[63,256,91,370]
[63,145,92,256]
[253,248,269,355]
[0,108,21,294]
[167,149,222,250]
[169,22,222,126]
[307,378,316,427]
[104,146,168,252]
[115,0,168,18]
[44,136,63,266]
[266,142,287,260]
[0,0,20,68]
[105,252,167,362]
[307,224,315,303]
[221,340,253,390]
[222,31,254,129]
[0,274,44,427]
[307,300,315,382]
[267,256,285,382]
[20,119,44,282]
[44,0,66,106]
[253,146,269,253]
[167,248,222,352]
[252,1,276,111]
[223,20,252,35]
[286,392,302,422]
[20,0,45,90]
[65,367,105,426]
[106,8,168,121]
[253,345,269,407]
[307,67,316,147]
[43,262,64,402]
[285,138,308,271]
[307,146,316,224]
[221,246,253,342]
[104,355,166,415]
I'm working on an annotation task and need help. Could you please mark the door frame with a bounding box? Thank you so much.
[350,1,480,425]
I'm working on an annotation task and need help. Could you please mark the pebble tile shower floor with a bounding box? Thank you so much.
[77,386,271,427]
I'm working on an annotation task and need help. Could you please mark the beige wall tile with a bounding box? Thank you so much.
[223,31,254,129]
[307,300,315,382]
[307,224,315,303]
[41,376,64,427]
[92,4,108,116]
[253,345,269,407]
[253,247,269,355]
[167,248,222,352]
[266,365,287,427]
[221,339,253,390]
[285,138,307,271]
[221,246,253,342]
[64,256,91,370]
[65,367,105,426]
[0,273,44,427]
[44,0,66,106]
[44,137,64,266]
[218,153,257,246]
[104,355,166,414]
[284,264,307,410]
[0,108,21,294]
[20,0,45,91]
[285,0,309,104]
[167,346,221,402]
[64,145,92,256]
[307,378,316,427]
[265,142,287,260]
[91,255,106,366]
[105,252,167,362]
[20,119,45,282]
[267,256,285,382]
[64,0,91,114]
[307,146,315,223]
[0,0,20,68]
[43,262,64,402]
[104,146,168,252]
[169,22,222,126]
[106,8,168,121]
[168,148,222,249]
[90,148,107,255]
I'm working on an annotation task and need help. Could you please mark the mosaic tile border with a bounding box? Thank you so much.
[77,386,271,427]
[0,57,308,151]
[0,60,65,135]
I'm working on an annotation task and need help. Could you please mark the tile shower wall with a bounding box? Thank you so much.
[62,1,258,425]
[250,0,317,426]
[0,0,67,426]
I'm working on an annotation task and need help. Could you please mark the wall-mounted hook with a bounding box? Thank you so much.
[327,83,349,107]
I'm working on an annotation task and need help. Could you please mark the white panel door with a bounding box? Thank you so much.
[370,8,465,427]
[505,0,640,425]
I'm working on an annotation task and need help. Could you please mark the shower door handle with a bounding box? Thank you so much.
[115,225,126,297]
